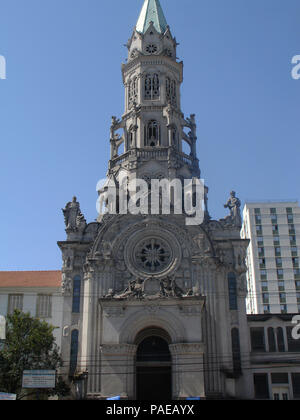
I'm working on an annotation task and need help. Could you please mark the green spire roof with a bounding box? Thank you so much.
[136,0,168,34]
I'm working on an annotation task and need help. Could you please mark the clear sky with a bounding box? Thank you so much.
[0,0,299,271]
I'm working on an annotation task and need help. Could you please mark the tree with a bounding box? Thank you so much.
[0,310,69,399]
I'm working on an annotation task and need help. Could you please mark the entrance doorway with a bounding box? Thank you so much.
[135,329,172,400]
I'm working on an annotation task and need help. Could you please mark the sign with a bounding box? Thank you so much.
[0,393,17,400]
[0,315,5,340]
[22,370,56,389]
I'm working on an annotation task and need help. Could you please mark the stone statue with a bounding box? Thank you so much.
[61,273,72,296]
[62,197,86,232]
[115,278,144,300]
[224,191,242,227]
[185,114,197,141]
[160,275,184,298]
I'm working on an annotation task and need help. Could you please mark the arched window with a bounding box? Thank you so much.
[166,77,176,106]
[128,78,138,108]
[231,328,241,373]
[127,126,134,149]
[72,276,81,313]
[268,327,276,352]
[172,126,177,147]
[146,120,160,147]
[228,272,238,310]
[70,329,79,376]
[277,327,285,352]
[145,74,160,100]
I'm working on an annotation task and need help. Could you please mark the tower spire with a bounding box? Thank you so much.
[136,0,168,34]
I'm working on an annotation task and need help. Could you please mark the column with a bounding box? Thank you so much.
[100,344,137,400]
[169,343,205,400]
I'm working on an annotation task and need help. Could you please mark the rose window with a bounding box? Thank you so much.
[135,238,171,273]
[146,44,158,54]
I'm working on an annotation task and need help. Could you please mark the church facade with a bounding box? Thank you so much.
[57,0,300,400]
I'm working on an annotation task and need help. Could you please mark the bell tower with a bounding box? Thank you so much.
[59,0,252,401]
[108,0,200,186]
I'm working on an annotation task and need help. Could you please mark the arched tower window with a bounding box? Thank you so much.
[166,77,176,106]
[128,78,138,108]
[127,125,134,149]
[172,126,178,148]
[268,327,276,352]
[228,272,238,310]
[72,276,81,313]
[146,120,160,147]
[145,74,160,100]
[70,329,79,376]
[277,327,285,352]
[231,328,241,373]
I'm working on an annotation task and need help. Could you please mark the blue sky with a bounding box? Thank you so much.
[0,0,299,270]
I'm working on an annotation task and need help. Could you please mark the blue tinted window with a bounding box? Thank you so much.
[72,276,81,313]
[228,272,238,310]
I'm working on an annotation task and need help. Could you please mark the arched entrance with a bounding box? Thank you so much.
[135,327,172,400]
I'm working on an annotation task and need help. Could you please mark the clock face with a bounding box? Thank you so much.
[146,44,158,54]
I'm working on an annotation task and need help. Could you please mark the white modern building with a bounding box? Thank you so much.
[241,201,300,315]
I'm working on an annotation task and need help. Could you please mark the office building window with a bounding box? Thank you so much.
[258,247,265,257]
[263,305,270,314]
[280,304,287,314]
[290,235,297,246]
[254,208,261,215]
[294,269,300,280]
[261,281,268,292]
[276,258,282,268]
[287,214,294,224]
[279,293,286,304]
[272,225,279,234]
[278,281,285,292]
[291,247,298,257]
[8,294,23,315]
[36,294,52,318]
[286,207,293,214]
[256,225,263,236]
[295,281,300,290]
[271,215,278,225]
[289,224,296,235]
[273,236,280,246]
[262,293,269,304]
[274,247,281,257]
[270,208,277,215]
[277,269,284,280]
[259,258,266,269]
[255,215,262,224]
[293,258,299,268]
[260,270,267,280]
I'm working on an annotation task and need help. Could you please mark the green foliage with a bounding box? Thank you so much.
[0,310,69,399]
